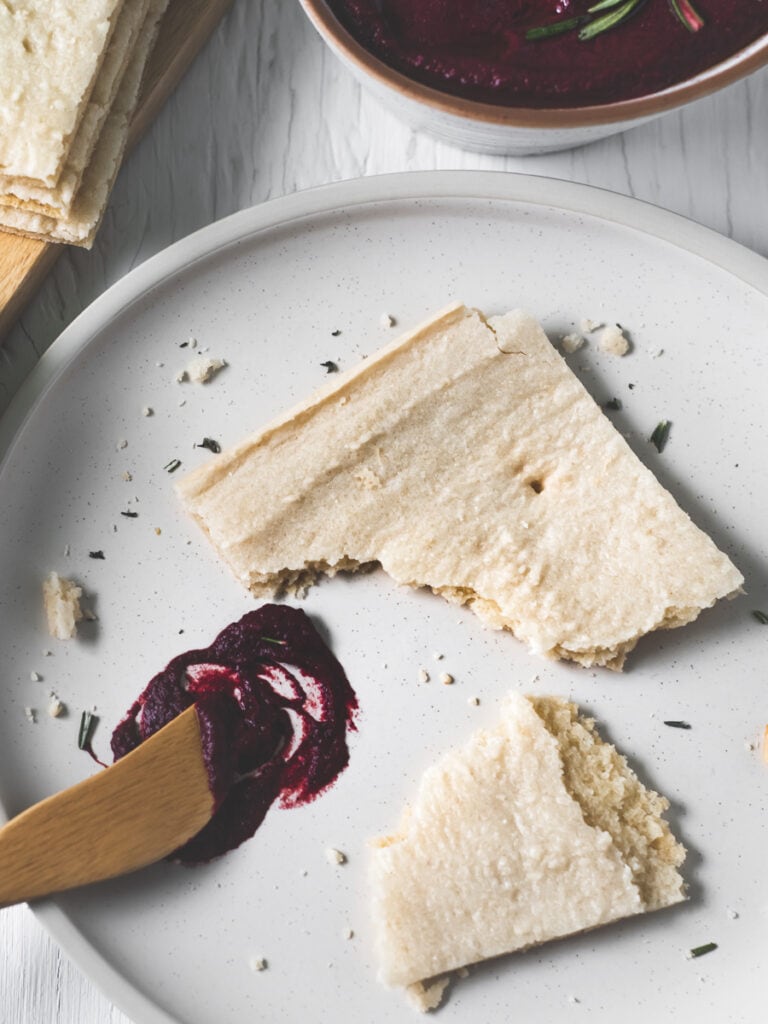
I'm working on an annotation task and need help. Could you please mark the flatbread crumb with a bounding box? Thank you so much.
[406,978,450,1012]
[42,571,84,640]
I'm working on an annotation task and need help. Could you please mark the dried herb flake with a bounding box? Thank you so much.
[164,459,182,473]
[663,720,691,729]
[78,710,98,751]
[120,511,138,518]
[88,550,105,560]
[196,437,221,454]
[603,397,622,411]
[649,420,671,453]
[331,329,341,337]
[752,610,768,625]
[321,360,339,374]
[688,942,717,959]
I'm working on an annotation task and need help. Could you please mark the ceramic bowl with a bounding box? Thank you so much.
[299,0,768,155]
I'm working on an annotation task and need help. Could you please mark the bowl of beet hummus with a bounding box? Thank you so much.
[299,0,768,153]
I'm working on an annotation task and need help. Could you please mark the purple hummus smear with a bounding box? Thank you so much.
[111,605,358,863]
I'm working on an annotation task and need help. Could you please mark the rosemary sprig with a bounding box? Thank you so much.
[525,15,582,40]
[527,0,704,43]
[752,610,768,625]
[580,0,645,41]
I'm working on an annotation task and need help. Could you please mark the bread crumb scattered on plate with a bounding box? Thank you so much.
[598,324,629,356]
[561,332,584,354]
[183,355,227,384]
[43,571,84,640]
[47,696,66,718]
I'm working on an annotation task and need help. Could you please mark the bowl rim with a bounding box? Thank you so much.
[300,0,768,128]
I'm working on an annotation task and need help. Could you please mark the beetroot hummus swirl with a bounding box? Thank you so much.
[111,605,358,863]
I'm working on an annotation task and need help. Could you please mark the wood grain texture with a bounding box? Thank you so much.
[0,237,59,343]
[0,707,212,907]
[0,0,233,343]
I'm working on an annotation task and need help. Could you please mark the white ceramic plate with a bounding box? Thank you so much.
[1,173,766,1024]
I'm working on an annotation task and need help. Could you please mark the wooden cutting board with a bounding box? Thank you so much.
[0,0,234,343]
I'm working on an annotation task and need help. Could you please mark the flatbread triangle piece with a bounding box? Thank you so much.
[369,692,686,1009]
[177,304,743,669]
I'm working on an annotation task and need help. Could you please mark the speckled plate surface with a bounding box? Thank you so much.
[0,172,766,1024]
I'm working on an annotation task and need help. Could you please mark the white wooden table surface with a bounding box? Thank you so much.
[1,1,766,1021]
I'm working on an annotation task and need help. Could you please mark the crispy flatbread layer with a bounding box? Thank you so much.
[0,0,167,247]
[0,0,126,184]
[0,0,151,217]
[177,304,743,669]
[370,693,686,1004]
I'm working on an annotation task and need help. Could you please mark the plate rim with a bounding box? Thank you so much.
[2,169,768,1024]
[3,170,768,467]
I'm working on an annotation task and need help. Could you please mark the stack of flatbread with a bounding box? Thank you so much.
[0,0,168,248]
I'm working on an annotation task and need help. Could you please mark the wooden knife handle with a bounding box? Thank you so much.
[0,706,212,908]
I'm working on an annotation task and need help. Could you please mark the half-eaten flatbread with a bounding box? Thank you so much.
[177,304,742,669]
[369,692,686,1010]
